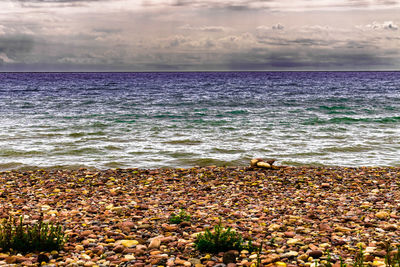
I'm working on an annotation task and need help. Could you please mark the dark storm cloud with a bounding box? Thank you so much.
[225,48,397,70]
[0,35,34,57]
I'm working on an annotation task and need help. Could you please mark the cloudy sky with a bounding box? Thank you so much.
[0,0,399,71]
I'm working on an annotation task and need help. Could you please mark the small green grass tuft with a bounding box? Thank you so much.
[353,245,364,267]
[0,215,67,253]
[195,219,256,253]
[169,209,191,224]
[385,241,400,267]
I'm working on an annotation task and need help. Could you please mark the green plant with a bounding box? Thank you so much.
[169,209,191,224]
[325,249,332,267]
[0,215,66,253]
[255,241,263,267]
[194,219,255,253]
[353,245,364,267]
[385,241,400,267]
[339,256,347,267]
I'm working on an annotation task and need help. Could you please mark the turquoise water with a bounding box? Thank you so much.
[0,72,400,170]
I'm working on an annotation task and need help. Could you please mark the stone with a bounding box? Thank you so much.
[376,211,390,219]
[148,238,161,249]
[113,245,125,253]
[37,254,50,263]
[75,245,85,251]
[118,240,139,248]
[284,231,296,238]
[250,159,260,167]
[223,251,237,264]
[81,253,91,260]
[5,257,16,264]
[268,223,281,231]
[308,250,323,259]
[287,238,301,245]
[188,258,201,265]
[175,258,187,265]
[257,161,271,168]
[125,254,135,260]
[282,251,298,258]
[383,224,397,231]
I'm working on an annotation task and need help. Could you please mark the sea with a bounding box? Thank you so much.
[0,71,399,170]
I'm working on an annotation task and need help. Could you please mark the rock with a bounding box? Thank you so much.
[282,251,298,258]
[148,237,161,249]
[250,159,260,167]
[37,254,50,263]
[287,238,301,245]
[263,254,280,264]
[284,231,295,238]
[5,257,16,264]
[257,161,271,168]
[81,253,91,260]
[113,245,125,253]
[180,221,191,227]
[118,240,139,248]
[223,251,237,264]
[188,258,201,265]
[308,250,323,259]
[365,247,376,253]
[251,158,275,168]
[175,258,187,265]
[383,224,397,231]
[125,254,135,260]
[268,223,281,231]
[120,221,135,229]
[80,230,93,237]
[376,211,390,219]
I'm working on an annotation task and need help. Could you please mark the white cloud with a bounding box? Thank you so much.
[0,53,15,63]
[366,21,398,30]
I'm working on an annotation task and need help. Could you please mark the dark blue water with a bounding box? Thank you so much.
[0,71,400,170]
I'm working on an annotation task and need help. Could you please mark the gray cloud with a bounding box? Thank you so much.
[142,0,400,11]
[180,24,231,32]
[1,0,400,71]
[0,35,34,59]
[15,0,107,2]
[225,48,397,70]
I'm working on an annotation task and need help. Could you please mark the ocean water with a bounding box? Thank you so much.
[0,71,400,170]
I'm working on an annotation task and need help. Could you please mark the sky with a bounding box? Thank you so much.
[0,0,399,71]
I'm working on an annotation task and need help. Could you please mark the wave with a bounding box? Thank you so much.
[162,139,202,145]
[0,149,45,157]
[303,116,400,125]
[323,145,372,153]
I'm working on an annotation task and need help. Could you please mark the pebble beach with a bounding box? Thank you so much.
[0,166,399,266]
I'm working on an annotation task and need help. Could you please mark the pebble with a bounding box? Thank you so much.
[376,211,390,219]
[1,167,400,267]
[148,237,161,249]
[118,240,139,248]
[308,250,323,259]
